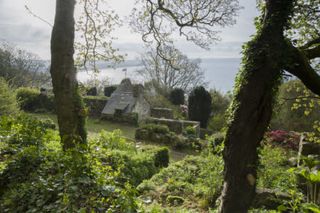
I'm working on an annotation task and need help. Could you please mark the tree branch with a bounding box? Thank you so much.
[304,45,320,59]
[302,37,320,49]
[285,42,320,96]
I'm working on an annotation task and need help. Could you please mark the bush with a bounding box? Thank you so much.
[0,114,56,149]
[188,86,212,128]
[208,89,231,132]
[258,145,297,192]
[170,88,185,105]
[16,87,54,112]
[142,146,170,168]
[135,124,202,150]
[104,86,117,97]
[91,130,169,186]
[16,87,39,111]
[0,78,18,115]
[0,116,143,212]
[264,130,300,150]
[137,154,224,210]
[143,124,170,134]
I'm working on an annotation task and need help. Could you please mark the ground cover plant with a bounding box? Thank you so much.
[0,114,169,212]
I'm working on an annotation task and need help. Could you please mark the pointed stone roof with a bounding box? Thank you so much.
[102,79,137,115]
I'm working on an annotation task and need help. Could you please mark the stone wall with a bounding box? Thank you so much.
[101,113,138,125]
[146,117,200,137]
[150,108,174,119]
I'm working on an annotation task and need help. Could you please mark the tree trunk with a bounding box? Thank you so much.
[219,0,294,212]
[50,0,87,150]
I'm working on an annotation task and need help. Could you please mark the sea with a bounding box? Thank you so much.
[77,58,242,93]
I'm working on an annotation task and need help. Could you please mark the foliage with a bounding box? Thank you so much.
[183,126,197,138]
[272,80,320,144]
[208,89,232,132]
[0,42,50,88]
[169,88,185,105]
[0,115,171,212]
[138,124,170,135]
[135,124,202,150]
[144,88,184,119]
[188,86,212,128]
[75,0,124,71]
[0,78,19,115]
[137,47,206,92]
[271,80,320,132]
[137,154,224,211]
[287,0,320,47]
[290,155,320,204]
[257,145,297,192]
[16,87,54,112]
[265,130,300,150]
[206,132,225,155]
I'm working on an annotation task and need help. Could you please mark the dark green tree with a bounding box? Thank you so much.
[169,88,185,105]
[188,86,212,128]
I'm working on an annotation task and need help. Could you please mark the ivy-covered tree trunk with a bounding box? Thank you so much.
[50,0,87,150]
[219,0,294,212]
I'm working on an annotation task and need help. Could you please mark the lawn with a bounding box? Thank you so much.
[27,113,137,139]
[27,112,192,161]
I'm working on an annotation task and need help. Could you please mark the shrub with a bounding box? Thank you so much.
[183,126,197,137]
[208,89,231,132]
[0,78,18,115]
[139,124,170,134]
[258,145,297,192]
[104,86,117,97]
[135,124,202,150]
[137,154,224,210]
[207,132,225,155]
[142,146,170,168]
[16,87,54,112]
[170,88,185,105]
[0,114,56,149]
[0,116,142,212]
[188,86,212,128]
[265,130,300,150]
[16,87,39,111]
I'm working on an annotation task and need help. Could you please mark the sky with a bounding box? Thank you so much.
[0,0,259,60]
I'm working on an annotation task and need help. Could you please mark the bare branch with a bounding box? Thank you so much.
[131,0,240,53]
[24,5,53,27]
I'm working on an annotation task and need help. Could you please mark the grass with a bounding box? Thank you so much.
[27,112,192,161]
[26,112,136,139]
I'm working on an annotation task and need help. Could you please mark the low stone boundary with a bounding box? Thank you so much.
[146,117,200,137]
[101,113,139,125]
[150,108,174,119]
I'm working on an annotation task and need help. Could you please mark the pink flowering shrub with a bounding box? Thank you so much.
[265,130,300,150]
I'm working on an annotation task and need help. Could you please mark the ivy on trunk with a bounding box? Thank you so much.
[50,0,87,150]
[219,0,294,212]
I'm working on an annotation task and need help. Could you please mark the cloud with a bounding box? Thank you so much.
[0,24,50,43]
[0,0,258,60]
